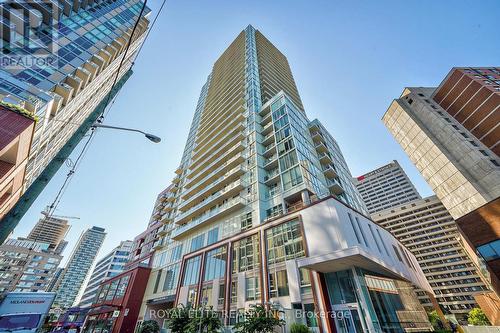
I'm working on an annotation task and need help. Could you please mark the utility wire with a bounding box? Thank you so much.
[44,0,169,220]
[44,0,158,220]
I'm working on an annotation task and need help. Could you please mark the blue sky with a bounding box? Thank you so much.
[12,0,500,264]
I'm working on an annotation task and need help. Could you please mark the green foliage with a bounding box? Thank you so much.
[167,304,193,333]
[468,307,490,326]
[428,310,442,329]
[139,320,160,333]
[234,305,285,333]
[166,304,222,333]
[0,101,38,122]
[186,306,222,333]
[290,322,311,333]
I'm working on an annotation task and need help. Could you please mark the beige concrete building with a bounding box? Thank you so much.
[354,160,421,214]
[372,196,489,322]
[382,87,500,220]
[135,25,436,333]
[27,213,70,251]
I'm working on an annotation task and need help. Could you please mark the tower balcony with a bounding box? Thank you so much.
[262,122,274,135]
[264,168,280,185]
[179,165,246,210]
[175,179,246,224]
[184,151,246,196]
[262,132,275,146]
[171,196,247,239]
[263,155,279,170]
[188,129,245,167]
[322,165,338,179]
[327,179,344,195]
[263,143,276,157]
[318,152,333,165]
[160,215,173,225]
[315,142,328,153]
[186,143,246,186]
[175,166,183,175]
[308,122,320,133]
[311,132,323,143]
[192,120,245,161]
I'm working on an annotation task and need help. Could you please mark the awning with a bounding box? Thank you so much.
[146,295,175,305]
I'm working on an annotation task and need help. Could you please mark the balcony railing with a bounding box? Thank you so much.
[264,155,278,169]
[318,152,333,164]
[171,196,248,239]
[182,155,247,199]
[179,165,246,210]
[327,179,344,194]
[175,179,246,224]
[187,142,246,182]
[322,165,338,179]
[264,168,280,184]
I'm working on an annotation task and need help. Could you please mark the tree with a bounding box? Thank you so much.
[234,305,285,333]
[427,310,443,330]
[290,322,311,333]
[468,308,490,326]
[186,306,222,333]
[139,320,160,333]
[166,304,194,333]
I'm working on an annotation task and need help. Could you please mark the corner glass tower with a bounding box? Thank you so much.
[0,0,150,239]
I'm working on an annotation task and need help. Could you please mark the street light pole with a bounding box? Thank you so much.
[91,123,161,143]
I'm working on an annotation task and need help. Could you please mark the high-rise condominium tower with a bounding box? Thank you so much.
[136,26,436,333]
[0,0,150,241]
[53,226,106,309]
[27,213,70,250]
[354,160,421,214]
[79,240,132,308]
[383,68,500,325]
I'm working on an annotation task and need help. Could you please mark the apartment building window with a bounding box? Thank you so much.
[241,212,253,231]
[207,228,219,245]
[230,280,238,304]
[183,256,201,286]
[153,270,162,293]
[245,277,261,301]
[105,280,118,301]
[218,282,225,305]
[282,166,303,190]
[187,287,197,307]
[171,244,183,261]
[266,219,304,265]
[163,264,179,292]
[477,240,500,261]
[204,246,227,281]
[190,234,205,252]
[299,268,312,295]
[269,270,289,298]
[232,234,260,273]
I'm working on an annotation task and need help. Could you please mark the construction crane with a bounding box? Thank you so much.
[41,209,80,220]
